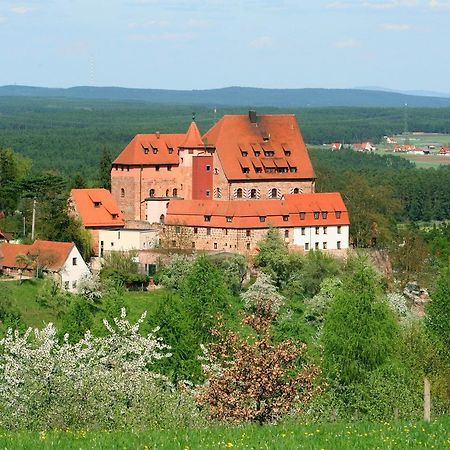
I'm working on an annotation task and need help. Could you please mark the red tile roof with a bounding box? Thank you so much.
[203,114,315,181]
[70,188,125,228]
[165,192,349,229]
[113,133,185,165]
[180,121,205,148]
[0,240,75,271]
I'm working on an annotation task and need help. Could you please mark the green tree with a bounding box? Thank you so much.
[98,145,112,190]
[322,258,399,385]
[426,265,450,363]
[60,297,94,343]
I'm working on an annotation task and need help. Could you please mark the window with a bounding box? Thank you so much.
[194,227,198,234]
[283,215,289,222]
[72,257,77,266]
[149,189,155,197]
[214,243,218,249]
[226,216,232,223]
[216,187,221,198]
[259,216,266,222]
[314,212,319,220]
[155,166,160,171]
[94,201,101,208]
[315,242,319,250]
[290,167,297,173]
[204,215,211,222]
[323,242,327,249]
[225,228,228,235]
[301,227,306,235]
[206,228,211,236]
[323,226,327,235]
[315,227,320,235]
[192,242,196,249]
[305,243,309,250]
[167,166,172,171]
[64,281,69,290]
[284,229,289,238]
[159,214,165,224]
[165,189,169,197]
[300,212,305,220]
[111,242,114,247]
[241,151,248,157]
[144,148,149,154]
[236,188,243,198]
[271,188,278,199]
[242,167,250,174]
[72,280,77,289]
[120,188,125,198]
[322,212,328,219]
[118,231,121,239]
[112,214,118,219]
[284,150,291,156]
[336,211,342,219]
[337,226,342,234]
[246,229,251,237]
[250,188,257,198]
[337,241,341,249]
[206,190,210,197]
[206,165,211,171]
[264,150,275,157]
[247,243,251,250]
[255,167,262,173]
[171,240,176,247]
[152,147,158,154]
[293,188,299,194]
[175,226,181,234]
[172,188,178,197]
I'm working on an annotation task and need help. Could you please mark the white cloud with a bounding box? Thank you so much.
[429,0,450,8]
[10,5,35,14]
[250,36,273,49]
[334,38,361,49]
[363,0,418,9]
[382,23,412,31]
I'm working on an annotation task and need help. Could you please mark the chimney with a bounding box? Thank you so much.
[155,131,160,139]
[249,110,257,124]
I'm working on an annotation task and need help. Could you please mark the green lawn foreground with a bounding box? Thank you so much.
[0,419,449,450]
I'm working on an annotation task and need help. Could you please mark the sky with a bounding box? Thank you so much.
[0,0,449,92]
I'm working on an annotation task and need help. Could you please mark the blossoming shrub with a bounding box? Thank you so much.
[0,309,204,430]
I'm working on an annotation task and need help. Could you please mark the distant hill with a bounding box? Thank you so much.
[2,85,450,108]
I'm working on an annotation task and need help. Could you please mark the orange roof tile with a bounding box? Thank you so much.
[165,193,349,229]
[70,188,125,228]
[180,121,205,148]
[0,240,75,271]
[113,133,185,166]
[203,114,315,181]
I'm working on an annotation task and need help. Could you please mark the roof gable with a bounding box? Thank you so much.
[202,114,315,181]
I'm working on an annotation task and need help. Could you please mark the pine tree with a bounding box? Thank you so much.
[98,145,112,190]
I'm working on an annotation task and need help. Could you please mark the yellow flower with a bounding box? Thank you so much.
[226,443,234,448]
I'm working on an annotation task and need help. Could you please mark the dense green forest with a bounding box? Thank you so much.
[1,96,450,179]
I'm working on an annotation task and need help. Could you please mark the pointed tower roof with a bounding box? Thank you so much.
[180,121,204,149]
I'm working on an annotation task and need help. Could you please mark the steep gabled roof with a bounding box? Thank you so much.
[113,133,185,165]
[70,188,125,228]
[166,192,349,229]
[0,240,75,271]
[202,114,315,181]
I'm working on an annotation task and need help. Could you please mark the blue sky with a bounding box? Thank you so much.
[0,0,449,91]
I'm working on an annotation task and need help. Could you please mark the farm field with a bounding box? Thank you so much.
[374,133,450,168]
[0,418,448,449]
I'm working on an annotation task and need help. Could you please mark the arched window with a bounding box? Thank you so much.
[236,188,243,198]
[173,188,178,197]
[293,188,299,194]
[271,188,278,198]
[120,188,125,198]
[165,189,169,197]
[250,188,257,199]
[159,214,165,224]
[149,189,155,198]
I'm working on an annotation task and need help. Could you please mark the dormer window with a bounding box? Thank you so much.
[93,201,101,208]
[299,212,305,220]
[290,167,297,173]
[204,215,211,222]
[226,216,233,223]
[144,148,149,154]
[168,148,173,154]
[283,215,289,222]
[241,151,248,157]
[314,212,319,220]
[264,150,275,157]
[254,151,261,157]
[284,150,291,156]
[336,211,342,219]
[149,189,155,198]
[112,214,118,219]
[322,212,328,219]
[259,216,266,222]
[242,167,250,174]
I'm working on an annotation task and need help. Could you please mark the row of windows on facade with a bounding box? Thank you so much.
[120,188,180,198]
[203,212,342,223]
[64,280,77,289]
[240,149,291,158]
[176,226,342,237]
[241,167,297,174]
[234,188,300,199]
[171,240,343,251]
[114,165,174,172]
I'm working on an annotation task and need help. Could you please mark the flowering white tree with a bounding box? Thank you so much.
[0,309,202,430]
